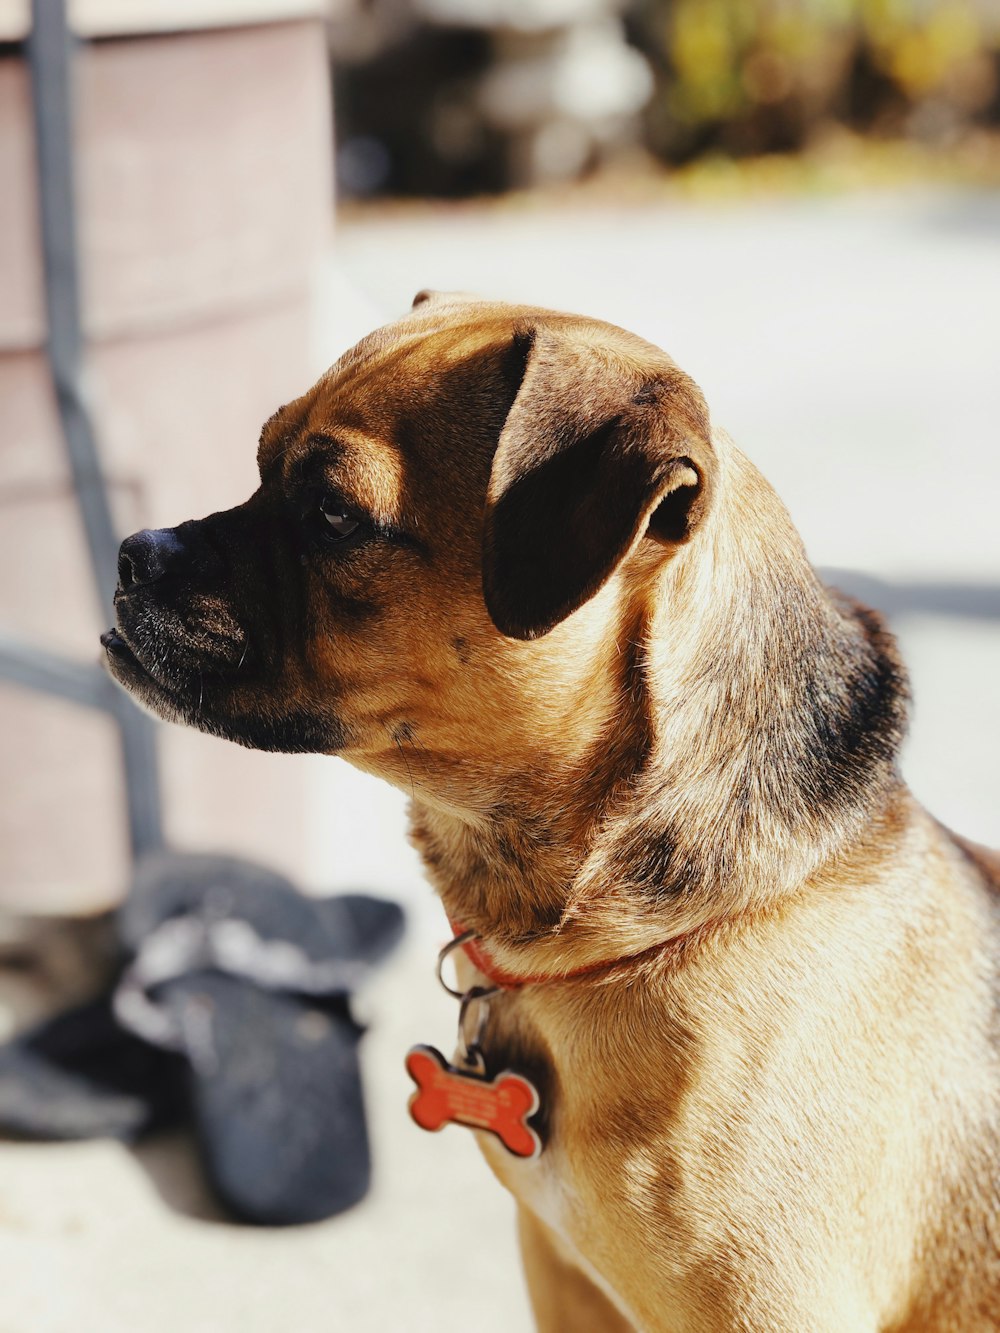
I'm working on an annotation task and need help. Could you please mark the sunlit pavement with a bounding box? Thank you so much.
[1,189,997,1333]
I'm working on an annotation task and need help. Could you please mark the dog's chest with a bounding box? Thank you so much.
[476,1126,645,1322]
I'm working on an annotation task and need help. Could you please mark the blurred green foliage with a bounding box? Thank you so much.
[632,0,1000,160]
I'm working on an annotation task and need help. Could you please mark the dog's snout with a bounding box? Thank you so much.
[117,527,186,591]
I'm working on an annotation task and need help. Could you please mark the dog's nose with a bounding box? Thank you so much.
[117,527,186,590]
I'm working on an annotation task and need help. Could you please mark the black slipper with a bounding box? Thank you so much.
[110,851,404,1225]
[0,993,186,1141]
[153,974,370,1224]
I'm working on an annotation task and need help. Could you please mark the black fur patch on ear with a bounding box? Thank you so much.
[482,330,715,641]
[484,420,636,640]
[411,289,434,308]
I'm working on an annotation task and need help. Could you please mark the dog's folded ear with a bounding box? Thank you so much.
[482,326,716,640]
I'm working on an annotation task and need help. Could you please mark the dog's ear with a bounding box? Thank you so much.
[482,327,715,640]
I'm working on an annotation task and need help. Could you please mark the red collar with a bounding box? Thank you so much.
[449,919,707,991]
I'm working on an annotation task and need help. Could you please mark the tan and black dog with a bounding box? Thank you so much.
[103,295,999,1331]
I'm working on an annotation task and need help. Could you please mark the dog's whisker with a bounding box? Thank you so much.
[405,731,433,765]
[393,732,416,801]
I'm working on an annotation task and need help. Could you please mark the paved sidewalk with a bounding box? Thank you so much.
[1,188,997,1333]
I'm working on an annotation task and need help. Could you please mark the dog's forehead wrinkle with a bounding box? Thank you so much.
[257,401,312,476]
[293,433,347,472]
[275,420,413,523]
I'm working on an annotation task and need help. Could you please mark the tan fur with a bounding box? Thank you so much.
[106,295,1000,1331]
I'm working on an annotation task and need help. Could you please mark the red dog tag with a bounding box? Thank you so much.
[405,1044,542,1160]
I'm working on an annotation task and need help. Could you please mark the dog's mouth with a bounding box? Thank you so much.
[100,625,130,657]
[101,621,190,723]
[101,624,166,687]
[100,626,141,670]
[101,583,249,717]
[101,610,349,756]
[106,585,251,691]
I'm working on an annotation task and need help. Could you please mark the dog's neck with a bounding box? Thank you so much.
[409,438,910,978]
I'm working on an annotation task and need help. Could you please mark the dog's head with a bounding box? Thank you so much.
[104,296,715,792]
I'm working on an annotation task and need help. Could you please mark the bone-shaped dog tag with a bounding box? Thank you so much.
[405,1044,542,1160]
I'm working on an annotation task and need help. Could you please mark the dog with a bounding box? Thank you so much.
[103,294,1000,1331]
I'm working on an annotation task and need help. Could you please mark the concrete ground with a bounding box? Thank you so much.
[0,186,997,1332]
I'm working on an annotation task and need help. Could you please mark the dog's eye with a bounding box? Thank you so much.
[319,495,361,542]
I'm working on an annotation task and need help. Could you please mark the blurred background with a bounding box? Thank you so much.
[0,0,997,1329]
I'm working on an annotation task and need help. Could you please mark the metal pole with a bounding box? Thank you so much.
[27,0,164,860]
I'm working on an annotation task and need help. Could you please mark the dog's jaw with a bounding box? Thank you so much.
[101,625,188,725]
